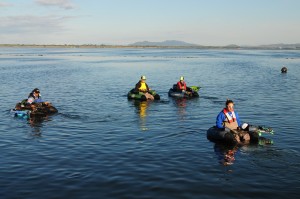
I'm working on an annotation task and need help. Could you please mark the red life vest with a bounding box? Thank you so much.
[177,81,187,90]
[223,108,236,123]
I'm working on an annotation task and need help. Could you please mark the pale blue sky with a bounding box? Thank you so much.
[1,0,300,45]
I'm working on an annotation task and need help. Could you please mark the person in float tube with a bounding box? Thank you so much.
[216,99,250,143]
[135,76,154,100]
[27,88,51,109]
[177,76,191,95]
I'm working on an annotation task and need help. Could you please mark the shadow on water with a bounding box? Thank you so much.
[58,112,84,120]
[201,95,224,104]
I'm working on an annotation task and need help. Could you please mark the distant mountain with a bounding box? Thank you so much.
[128,41,300,49]
[1,42,299,49]
[129,40,198,47]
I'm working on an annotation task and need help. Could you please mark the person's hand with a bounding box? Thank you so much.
[44,102,51,106]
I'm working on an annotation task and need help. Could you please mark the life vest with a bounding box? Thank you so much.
[223,108,236,123]
[177,81,186,90]
[139,82,148,92]
[222,108,238,130]
[27,93,43,104]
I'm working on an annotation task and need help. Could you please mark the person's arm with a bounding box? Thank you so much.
[216,112,225,129]
[35,98,44,103]
[176,82,181,90]
[135,82,141,91]
[146,83,150,91]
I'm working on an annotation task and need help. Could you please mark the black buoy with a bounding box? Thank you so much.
[281,66,287,73]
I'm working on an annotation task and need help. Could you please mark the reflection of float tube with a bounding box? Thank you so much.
[258,138,274,145]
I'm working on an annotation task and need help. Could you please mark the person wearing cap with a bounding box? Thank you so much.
[27,88,51,107]
[177,76,187,91]
[135,76,154,100]
[176,76,192,95]
[216,99,250,142]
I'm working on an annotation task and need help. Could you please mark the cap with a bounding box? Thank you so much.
[32,88,40,93]
[141,75,146,80]
[180,76,184,81]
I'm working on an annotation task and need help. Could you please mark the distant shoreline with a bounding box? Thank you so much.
[0,44,299,50]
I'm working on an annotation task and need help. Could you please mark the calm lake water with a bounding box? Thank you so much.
[0,47,299,199]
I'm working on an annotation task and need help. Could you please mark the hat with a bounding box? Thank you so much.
[32,88,40,93]
[180,76,184,81]
[141,75,146,80]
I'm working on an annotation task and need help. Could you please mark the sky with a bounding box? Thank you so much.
[1,0,300,46]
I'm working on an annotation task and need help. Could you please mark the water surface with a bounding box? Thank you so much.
[0,48,299,198]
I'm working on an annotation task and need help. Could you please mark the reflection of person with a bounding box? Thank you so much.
[216,99,250,142]
[214,143,238,166]
[134,101,149,131]
[135,75,154,100]
[175,98,187,121]
[139,101,147,118]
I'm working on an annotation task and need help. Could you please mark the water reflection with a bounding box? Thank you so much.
[27,116,46,134]
[133,100,150,131]
[214,143,239,166]
[173,98,187,121]
[26,114,56,136]
[213,137,274,166]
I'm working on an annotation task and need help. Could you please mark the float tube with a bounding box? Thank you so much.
[207,125,273,145]
[127,89,160,101]
[168,85,199,98]
[12,100,58,118]
[281,66,287,73]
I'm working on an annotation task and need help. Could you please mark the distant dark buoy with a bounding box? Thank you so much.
[281,66,287,73]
